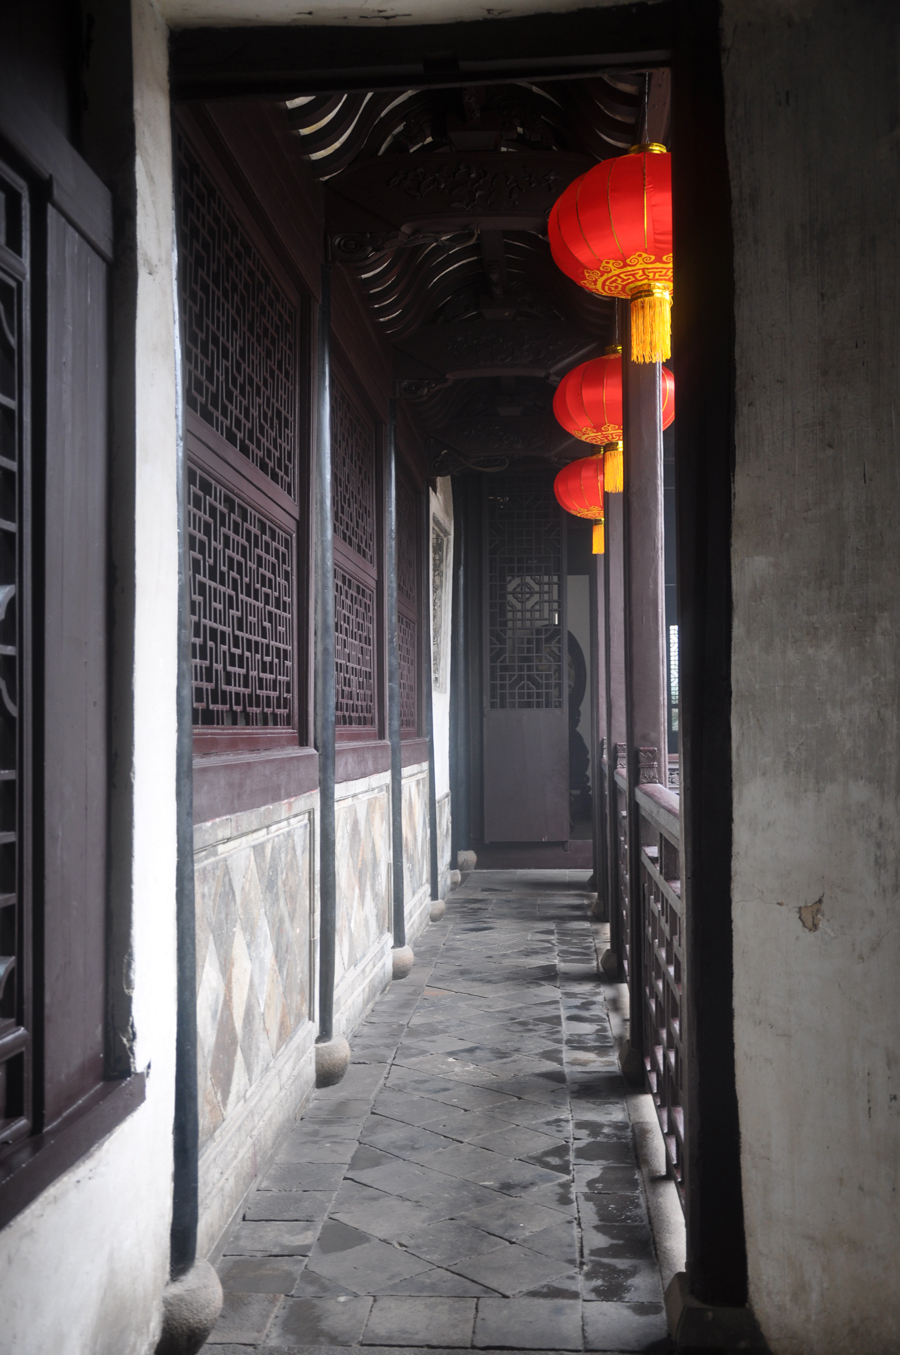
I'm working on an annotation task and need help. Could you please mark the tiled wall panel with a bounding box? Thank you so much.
[195,808,314,1147]
[335,780,391,978]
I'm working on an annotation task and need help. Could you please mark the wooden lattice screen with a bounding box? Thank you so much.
[176,123,304,747]
[396,478,419,734]
[331,378,379,736]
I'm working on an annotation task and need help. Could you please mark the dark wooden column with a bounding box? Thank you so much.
[672,0,748,1311]
[621,308,667,1074]
[604,490,627,965]
[589,553,608,919]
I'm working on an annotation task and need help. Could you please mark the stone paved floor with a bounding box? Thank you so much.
[204,871,672,1355]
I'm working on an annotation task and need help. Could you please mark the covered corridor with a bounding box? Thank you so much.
[205,872,678,1352]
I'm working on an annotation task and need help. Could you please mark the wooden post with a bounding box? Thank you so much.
[621,305,667,1081]
[589,552,608,920]
[604,488,627,968]
[672,0,748,1310]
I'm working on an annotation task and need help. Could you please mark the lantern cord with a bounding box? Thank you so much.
[592,521,605,555]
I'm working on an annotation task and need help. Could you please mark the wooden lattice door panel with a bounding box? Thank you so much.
[482,473,569,843]
[188,464,296,729]
[0,158,30,1151]
[0,137,112,1164]
[331,375,381,741]
[177,129,300,501]
[396,477,419,736]
[176,117,309,754]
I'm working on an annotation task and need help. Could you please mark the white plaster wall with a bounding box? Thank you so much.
[724,2,900,1350]
[0,4,179,1351]
[160,0,654,28]
[430,478,453,801]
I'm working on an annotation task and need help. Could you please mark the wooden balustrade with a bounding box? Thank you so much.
[635,779,684,1192]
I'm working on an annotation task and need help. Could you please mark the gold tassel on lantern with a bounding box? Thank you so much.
[630,284,672,364]
[592,520,605,555]
[603,441,624,495]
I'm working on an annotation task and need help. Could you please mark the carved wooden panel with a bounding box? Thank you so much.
[486,474,563,710]
[334,567,375,728]
[396,480,417,606]
[431,520,451,693]
[177,131,298,500]
[332,380,375,567]
[326,151,591,233]
[189,465,293,727]
[398,612,417,733]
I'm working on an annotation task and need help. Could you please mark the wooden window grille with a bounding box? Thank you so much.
[396,478,419,735]
[177,131,297,500]
[332,375,379,738]
[189,467,293,727]
[486,473,563,711]
[176,117,308,754]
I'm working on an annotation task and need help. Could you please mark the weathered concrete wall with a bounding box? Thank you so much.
[725,2,900,1350]
[0,4,179,1350]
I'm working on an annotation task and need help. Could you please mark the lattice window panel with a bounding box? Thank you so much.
[487,474,563,710]
[398,613,417,731]
[189,465,293,726]
[396,480,417,606]
[0,181,25,1146]
[334,568,375,727]
[177,133,297,499]
[332,381,375,566]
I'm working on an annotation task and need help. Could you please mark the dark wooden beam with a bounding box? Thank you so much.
[431,413,577,465]
[169,4,675,101]
[394,321,601,384]
[325,150,591,238]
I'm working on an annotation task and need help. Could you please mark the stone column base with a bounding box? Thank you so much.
[155,1260,223,1355]
[429,897,446,921]
[392,945,415,979]
[617,1041,645,1087]
[665,1272,770,1353]
[315,1035,351,1087]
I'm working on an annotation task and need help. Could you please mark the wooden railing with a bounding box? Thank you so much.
[607,749,684,1194]
[635,779,684,1190]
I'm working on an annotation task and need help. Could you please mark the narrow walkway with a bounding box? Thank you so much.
[205,871,671,1354]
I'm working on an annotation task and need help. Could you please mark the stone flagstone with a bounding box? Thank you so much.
[203,870,672,1353]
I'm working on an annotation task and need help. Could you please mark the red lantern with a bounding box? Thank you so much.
[553,349,675,493]
[554,455,605,554]
[549,145,673,364]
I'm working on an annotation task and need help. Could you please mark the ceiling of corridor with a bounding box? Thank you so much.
[289,73,654,473]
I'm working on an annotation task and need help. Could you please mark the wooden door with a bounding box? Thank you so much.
[482,474,569,843]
